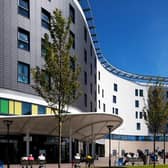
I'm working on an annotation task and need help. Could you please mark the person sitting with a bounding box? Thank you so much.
[38,153,46,168]
[38,153,46,161]
[28,154,34,168]
[28,154,34,161]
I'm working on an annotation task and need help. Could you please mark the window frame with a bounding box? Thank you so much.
[22,102,31,115]
[69,4,75,24]
[41,8,50,30]
[113,95,117,103]
[136,122,141,130]
[70,31,75,49]
[18,0,30,18]
[17,62,30,84]
[18,27,30,51]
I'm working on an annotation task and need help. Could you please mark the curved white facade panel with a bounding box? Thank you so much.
[97,60,149,136]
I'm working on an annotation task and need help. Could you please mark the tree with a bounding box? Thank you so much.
[31,9,81,168]
[144,83,168,168]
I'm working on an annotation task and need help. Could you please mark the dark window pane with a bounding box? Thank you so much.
[115,108,118,115]
[135,89,138,96]
[70,31,75,49]
[84,94,87,107]
[114,83,118,91]
[18,28,30,51]
[84,71,87,85]
[98,100,100,109]
[41,8,50,29]
[22,102,31,115]
[113,95,117,103]
[135,111,138,119]
[84,49,87,64]
[140,89,143,97]
[135,100,139,107]
[18,62,30,84]
[90,101,92,112]
[137,123,141,130]
[18,0,29,18]
[38,105,46,114]
[103,103,106,112]
[69,4,75,23]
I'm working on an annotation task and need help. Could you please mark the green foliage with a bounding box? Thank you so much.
[144,83,168,134]
[31,9,81,113]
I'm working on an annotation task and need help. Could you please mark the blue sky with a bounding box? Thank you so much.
[90,0,168,77]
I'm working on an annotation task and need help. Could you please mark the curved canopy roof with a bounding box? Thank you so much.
[0,113,122,141]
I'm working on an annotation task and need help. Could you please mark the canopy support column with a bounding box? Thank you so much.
[24,132,32,156]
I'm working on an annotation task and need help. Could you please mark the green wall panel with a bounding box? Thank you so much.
[0,99,9,114]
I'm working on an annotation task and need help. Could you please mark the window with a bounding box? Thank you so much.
[84,71,87,85]
[102,89,104,98]
[144,112,147,120]
[94,74,96,84]
[140,89,143,97]
[115,108,118,115]
[22,102,31,115]
[70,31,75,49]
[98,71,100,80]
[90,63,92,75]
[69,4,75,23]
[84,49,87,64]
[70,57,75,72]
[135,89,138,96]
[41,38,47,57]
[94,57,97,68]
[98,84,100,94]
[18,28,30,51]
[103,103,106,112]
[84,26,87,42]
[0,99,9,115]
[18,62,30,84]
[136,123,141,130]
[38,105,46,114]
[113,95,117,103]
[41,8,50,29]
[135,100,139,107]
[98,100,100,109]
[112,107,114,114]
[84,94,87,107]
[90,83,92,95]
[140,112,143,119]
[135,111,138,119]
[18,0,29,18]
[90,101,93,112]
[90,43,93,57]
[114,83,118,92]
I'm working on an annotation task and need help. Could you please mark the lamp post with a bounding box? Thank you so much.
[107,125,113,168]
[3,120,13,168]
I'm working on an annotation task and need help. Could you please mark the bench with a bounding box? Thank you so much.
[20,160,46,168]
[124,157,143,165]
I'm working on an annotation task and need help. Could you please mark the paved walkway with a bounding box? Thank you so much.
[3,157,168,168]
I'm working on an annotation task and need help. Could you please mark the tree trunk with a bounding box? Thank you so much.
[153,132,156,168]
[58,116,62,168]
[163,132,166,164]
